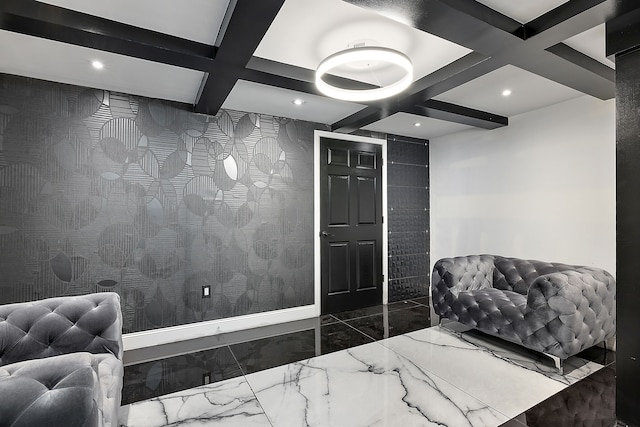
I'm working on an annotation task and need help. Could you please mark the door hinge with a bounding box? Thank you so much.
[381,216,384,224]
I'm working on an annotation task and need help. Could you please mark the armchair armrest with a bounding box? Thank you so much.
[525,267,616,355]
[433,255,495,294]
[432,255,496,317]
[0,293,123,367]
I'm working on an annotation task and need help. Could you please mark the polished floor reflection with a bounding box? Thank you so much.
[120,298,616,426]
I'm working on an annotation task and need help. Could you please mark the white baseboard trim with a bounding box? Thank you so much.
[123,304,319,351]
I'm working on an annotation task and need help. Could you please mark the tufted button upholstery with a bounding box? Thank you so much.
[0,353,101,427]
[432,255,616,359]
[0,293,123,427]
[0,293,122,367]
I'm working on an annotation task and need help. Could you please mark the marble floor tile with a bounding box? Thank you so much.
[318,321,375,353]
[381,327,600,418]
[246,341,509,427]
[230,329,316,375]
[230,322,375,375]
[576,344,616,366]
[320,314,339,325]
[123,317,318,366]
[119,376,272,427]
[409,296,431,307]
[440,326,604,386]
[331,300,418,321]
[345,304,431,340]
[119,313,615,427]
[499,363,616,426]
[122,345,243,405]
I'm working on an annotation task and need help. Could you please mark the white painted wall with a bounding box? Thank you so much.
[430,95,616,277]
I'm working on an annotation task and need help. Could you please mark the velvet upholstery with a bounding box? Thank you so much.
[432,255,616,359]
[0,293,123,427]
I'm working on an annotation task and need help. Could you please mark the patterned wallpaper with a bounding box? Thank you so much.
[0,74,325,333]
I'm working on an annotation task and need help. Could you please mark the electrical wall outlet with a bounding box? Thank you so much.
[203,373,211,384]
[202,285,211,298]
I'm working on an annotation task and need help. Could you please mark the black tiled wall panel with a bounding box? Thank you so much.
[390,254,430,278]
[388,209,429,233]
[386,136,429,302]
[389,276,430,302]
[388,140,429,165]
[388,187,429,210]
[387,163,429,187]
[388,231,429,257]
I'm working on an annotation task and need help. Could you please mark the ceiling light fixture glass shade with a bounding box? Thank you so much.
[315,47,413,102]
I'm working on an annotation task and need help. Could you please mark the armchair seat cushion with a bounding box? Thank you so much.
[454,288,528,339]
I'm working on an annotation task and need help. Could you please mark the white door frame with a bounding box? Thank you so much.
[313,130,388,316]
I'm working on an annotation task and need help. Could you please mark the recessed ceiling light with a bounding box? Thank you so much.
[413,122,421,127]
[292,98,304,106]
[92,60,104,70]
[502,89,512,97]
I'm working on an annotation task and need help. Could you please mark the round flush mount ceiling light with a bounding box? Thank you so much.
[315,47,413,102]
[502,89,512,97]
[91,60,104,70]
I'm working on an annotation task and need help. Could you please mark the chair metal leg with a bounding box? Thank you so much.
[544,353,563,375]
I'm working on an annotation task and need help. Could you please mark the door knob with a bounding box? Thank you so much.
[320,231,334,237]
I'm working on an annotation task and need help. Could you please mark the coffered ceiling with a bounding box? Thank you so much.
[0,0,627,139]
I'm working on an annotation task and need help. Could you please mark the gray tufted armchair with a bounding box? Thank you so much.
[432,255,616,371]
[0,292,123,427]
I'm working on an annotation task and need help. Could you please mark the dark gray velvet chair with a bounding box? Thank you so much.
[432,255,616,372]
[0,292,123,427]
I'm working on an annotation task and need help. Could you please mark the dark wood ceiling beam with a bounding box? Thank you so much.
[515,48,614,99]
[331,52,496,133]
[331,96,508,134]
[246,57,317,84]
[408,100,507,129]
[245,57,377,92]
[406,52,500,102]
[194,0,284,115]
[331,105,398,135]
[332,0,620,132]
[240,68,317,94]
[0,0,216,72]
[546,43,615,81]
[525,0,619,38]
[606,6,640,57]
[342,0,523,55]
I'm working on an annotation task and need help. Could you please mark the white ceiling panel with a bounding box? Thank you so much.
[433,65,584,117]
[475,0,569,23]
[255,0,471,85]
[36,0,229,45]
[564,24,615,68]
[363,113,475,140]
[0,30,204,104]
[222,80,366,124]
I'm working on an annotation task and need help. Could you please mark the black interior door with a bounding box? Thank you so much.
[320,137,383,314]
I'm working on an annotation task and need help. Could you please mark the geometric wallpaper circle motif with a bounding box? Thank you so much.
[0,74,323,333]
